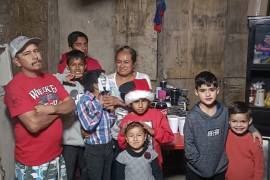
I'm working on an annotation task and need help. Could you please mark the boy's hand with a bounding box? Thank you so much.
[121,121,133,134]
[102,95,123,107]
[252,131,263,145]
[141,122,154,136]
[64,73,76,85]
[81,127,90,138]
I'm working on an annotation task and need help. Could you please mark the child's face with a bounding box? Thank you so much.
[131,99,149,115]
[195,84,219,107]
[125,126,146,152]
[68,58,86,78]
[14,43,43,74]
[229,113,252,135]
[72,37,88,55]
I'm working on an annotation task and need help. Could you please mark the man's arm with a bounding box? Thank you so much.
[18,111,58,133]
[19,96,75,133]
[35,96,75,115]
[52,96,75,114]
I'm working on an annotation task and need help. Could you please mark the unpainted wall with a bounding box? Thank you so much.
[58,0,157,78]
[5,0,49,72]
[114,0,157,79]
[0,1,251,179]
[159,0,227,105]
[223,0,249,105]
[159,0,249,106]
[58,0,115,74]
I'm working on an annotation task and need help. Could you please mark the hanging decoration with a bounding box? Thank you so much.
[154,0,166,32]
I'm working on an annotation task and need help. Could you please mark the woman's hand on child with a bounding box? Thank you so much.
[102,95,126,107]
[106,105,115,112]
[97,95,115,112]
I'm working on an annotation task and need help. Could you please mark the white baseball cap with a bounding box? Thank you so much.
[9,36,41,58]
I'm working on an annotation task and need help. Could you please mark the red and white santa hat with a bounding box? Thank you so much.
[124,79,154,105]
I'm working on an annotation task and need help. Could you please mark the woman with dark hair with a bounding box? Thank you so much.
[104,46,151,139]
[101,46,151,179]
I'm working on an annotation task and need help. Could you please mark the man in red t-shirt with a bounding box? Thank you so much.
[5,36,75,179]
[57,31,103,73]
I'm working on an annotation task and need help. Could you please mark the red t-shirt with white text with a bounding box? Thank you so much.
[4,72,69,166]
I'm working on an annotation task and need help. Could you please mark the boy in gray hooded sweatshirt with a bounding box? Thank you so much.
[184,71,262,180]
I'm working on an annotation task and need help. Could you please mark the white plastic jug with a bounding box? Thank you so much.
[255,89,265,107]
[178,116,185,136]
[167,115,179,133]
